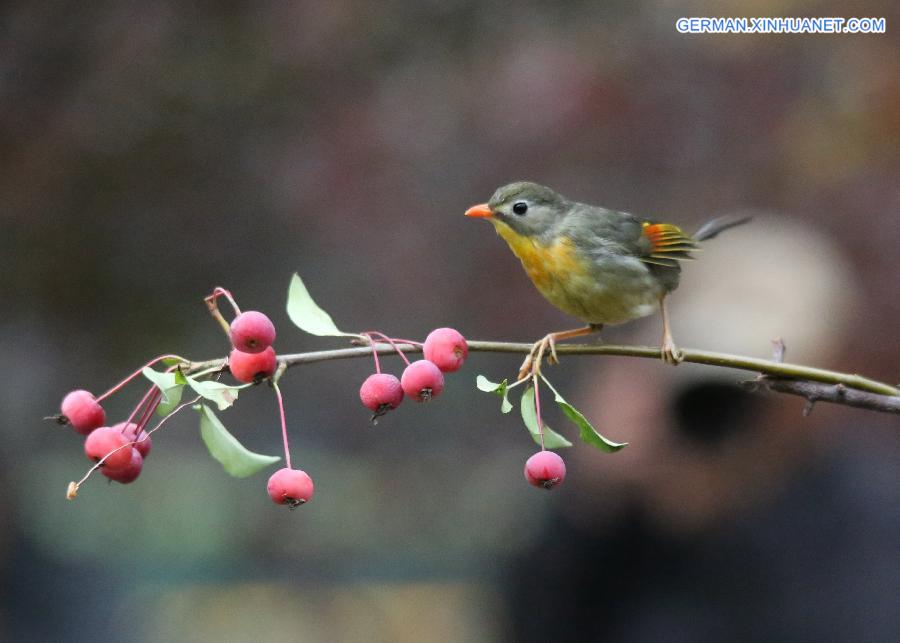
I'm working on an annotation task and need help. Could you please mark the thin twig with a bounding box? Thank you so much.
[746,377,900,415]
[179,340,900,415]
[204,288,237,338]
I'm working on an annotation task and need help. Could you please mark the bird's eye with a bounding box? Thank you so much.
[512,201,528,215]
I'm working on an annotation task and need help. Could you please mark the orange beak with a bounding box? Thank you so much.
[464,203,493,218]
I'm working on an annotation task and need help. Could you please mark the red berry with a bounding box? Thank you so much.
[60,390,106,435]
[101,448,143,484]
[524,451,566,490]
[230,311,276,353]
[267,467,314,508]
[423,328,468,373]
[229,346,277,383]
[84,426,132,469]
[115,421,152,458]
[400,359,445,402]
[359,373,404,418]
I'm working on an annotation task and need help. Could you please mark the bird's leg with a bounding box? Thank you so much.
[545,325,603,365]
[659,295,683,365]
[517,325,600,379]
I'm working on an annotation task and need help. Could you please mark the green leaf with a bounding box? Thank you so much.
[185,375,241,411]
[142,367,186,416]
[476,375,513,413]
[156,385,184,417]
[551,391,627,453]
[475,374,499,392]
[520,386,572,449]
[286,273,353,337]
[160,357,185,367]
[196,404,280,477]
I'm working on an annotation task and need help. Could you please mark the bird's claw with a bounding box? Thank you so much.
[661,338,684,365]
[517,335,560,379]
[546,337,559,365]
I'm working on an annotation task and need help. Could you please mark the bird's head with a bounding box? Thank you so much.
[465,181,568,240]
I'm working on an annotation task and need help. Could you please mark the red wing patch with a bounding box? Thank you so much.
[640,222,700,267]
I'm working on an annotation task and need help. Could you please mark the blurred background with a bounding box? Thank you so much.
[2,1,899,641]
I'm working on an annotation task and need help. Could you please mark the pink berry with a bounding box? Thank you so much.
[229,346,277,383]
[359,373,404,418]
[60,390,106,435]
[267,467,314,508]
[84,426,132,470]
[114,421,151,458]
[423,327,469,373]
[400,359,445,402]
[524,451,566,490]
[101,448,143,484]
[230,311,276,353]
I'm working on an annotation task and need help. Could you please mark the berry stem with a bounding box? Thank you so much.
[531,373,546,450]
[388,338,424,347]
[272,381,292,470]
[211,287,242,316]
[134,388,162,432]
[366,335,382,374]
[204,287,240,339]
[120,385,160,429]
[96,354,186,403]
[362,331,412,366]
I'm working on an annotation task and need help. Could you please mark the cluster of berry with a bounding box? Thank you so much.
[59,390,151,483]
[220,304,314,508]
[228,310,278,383]
[358,328,468,418]
[358,328,565,489]
[52,286,315,508]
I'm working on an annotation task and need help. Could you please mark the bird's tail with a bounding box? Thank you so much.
[694,214,752,242]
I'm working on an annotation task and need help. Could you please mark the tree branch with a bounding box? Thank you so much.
[184,340,900,415]
[744,377,900,415]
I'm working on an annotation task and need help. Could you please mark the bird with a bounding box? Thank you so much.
[465,182,749,379]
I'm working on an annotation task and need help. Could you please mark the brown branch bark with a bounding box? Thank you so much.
[745,378,900,415]
[183,340,900,416]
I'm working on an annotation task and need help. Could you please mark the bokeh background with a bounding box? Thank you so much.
[3,1,899,641]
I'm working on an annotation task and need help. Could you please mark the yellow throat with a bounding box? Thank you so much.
[490,220,581,293]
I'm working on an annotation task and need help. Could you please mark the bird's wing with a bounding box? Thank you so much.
[562,205,698,269]
[637,222,700,268]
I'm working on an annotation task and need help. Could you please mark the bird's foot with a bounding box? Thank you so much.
[517,334,560,380]
[517,326,600,379]
[545,335,560,365]
[660,336,684,365]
